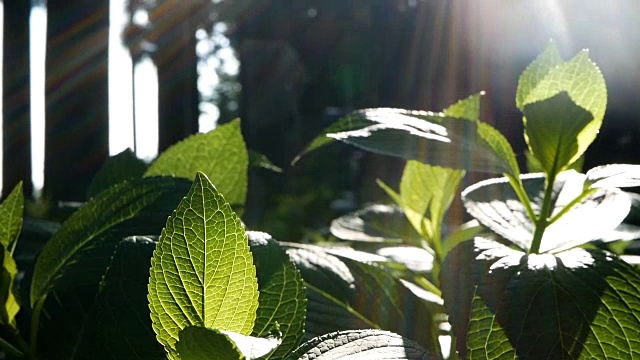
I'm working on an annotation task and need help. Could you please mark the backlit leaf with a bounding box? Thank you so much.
[523,92,594,174]
[145,119,248,206]
[462,171,630,253]
[0,245,19,328]
[148,172,258,358]
[0,182,23,250]
[285,329,437,360]
[516,42,563,110]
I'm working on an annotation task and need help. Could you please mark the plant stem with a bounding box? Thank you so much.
[506,174,536,222]
[528,172,557,254]
[30,296,46,356]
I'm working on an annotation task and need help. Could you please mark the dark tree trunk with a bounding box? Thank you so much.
[44,1,110,201]
[2,1,32,199]
[149,6,200,153]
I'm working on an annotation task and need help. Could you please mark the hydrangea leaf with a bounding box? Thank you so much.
[462,171,630,253]
[285,329,437,360]
[247,231,307,359]
[87,148,147,198]
[31,177,191,306]
[295,108,519,177]
[148,172,258,358]
[145,119,248,206]
[442,238,640,359]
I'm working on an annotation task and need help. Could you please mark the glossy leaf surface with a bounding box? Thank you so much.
[285,329,437,360]
[462,171,630,253]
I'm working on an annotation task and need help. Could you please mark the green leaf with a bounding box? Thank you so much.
[176,326,245,360]
[30,176,191,306]
[0,245,20,328]
[462,171,631,253]
[285,329,437,360]
[0,181,23,251]
[443,92,483,121]
[148,172,258,358]
[145,119,249,206]
[442,238,640,359]
[585,164,640,189]
[74,236,165,359]
[283,243,442,352]
[87,148,148,198]
[329,204,421,243]
[398,161,464,245]
[249,150,283,173]
[522,49,607,125]
[523,92,594,174]
[296,108,519,177]
[516,42,563,110]
[247,231,306,359]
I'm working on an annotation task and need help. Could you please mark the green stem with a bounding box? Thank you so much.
[414,276,442,297]
[528,172,558,254]
[30,296,46,356]
[506,174,536,222]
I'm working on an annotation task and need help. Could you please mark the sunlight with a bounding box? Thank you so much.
[108,0,134,156]
[133,55,159,161]
[30,4,46,198]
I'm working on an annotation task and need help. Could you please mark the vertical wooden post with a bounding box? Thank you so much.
[2,1,32,199]
[44,1,110,201]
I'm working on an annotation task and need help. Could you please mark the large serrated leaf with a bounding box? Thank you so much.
[442,238,640,359]
[285,329,438,360]
[87,148,148,198]
[516,42,563,110]
[283,243,441,352]
[0,182,23,250]
[30,176,191,306]
[462,171,630,253]
[330,204,421,243]
[443,92,483,121]
[145,119,248,206]
[148,172,258,359]
[523,92,594,174]
[520,49,607,175]
[296,108,519,177]
[247,231,307,359]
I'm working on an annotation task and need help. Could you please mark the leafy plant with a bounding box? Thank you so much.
[2,43,639,360]
[297,42,640,359]
[0,121,435,359]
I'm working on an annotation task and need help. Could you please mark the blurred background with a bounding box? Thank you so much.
[2,0,640,240]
